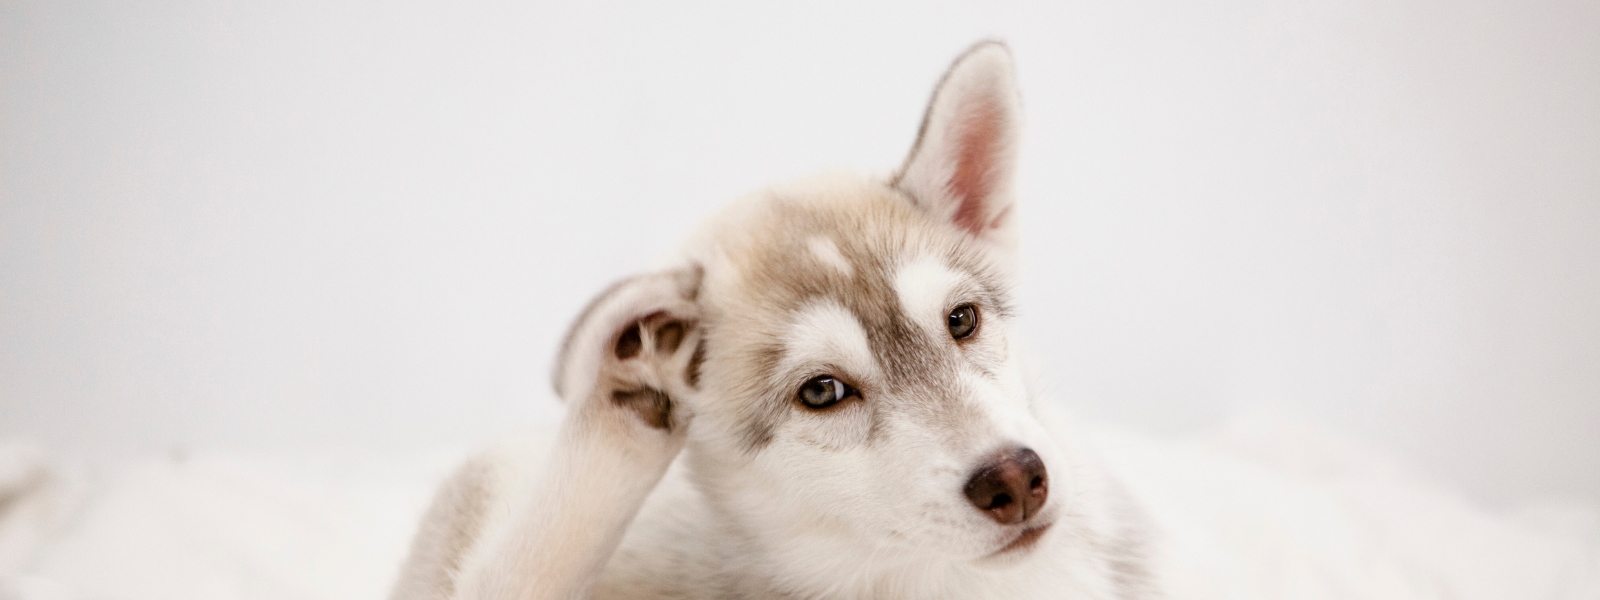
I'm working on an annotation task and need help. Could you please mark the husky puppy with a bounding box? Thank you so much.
[391,42,1159,600]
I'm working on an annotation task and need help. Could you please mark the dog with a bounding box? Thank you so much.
[390,41,1160,600]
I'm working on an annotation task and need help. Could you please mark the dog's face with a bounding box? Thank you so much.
[553,44,1059,572]
[670,44,1066,566]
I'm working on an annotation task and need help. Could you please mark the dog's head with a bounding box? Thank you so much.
[559,43,1064,569]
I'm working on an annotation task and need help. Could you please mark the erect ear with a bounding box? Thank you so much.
[893,41,1022,250]
[551,265,703,431]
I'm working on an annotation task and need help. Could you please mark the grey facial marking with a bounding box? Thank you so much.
[686,339,706,389]
[741,422,775,450]
[732,343,790,453]
[715,189,1020,456]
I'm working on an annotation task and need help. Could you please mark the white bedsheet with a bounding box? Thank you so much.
[1,419,1595,600]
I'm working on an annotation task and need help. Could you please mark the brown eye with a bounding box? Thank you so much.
[798,375,856,409]
[947,304,979,339]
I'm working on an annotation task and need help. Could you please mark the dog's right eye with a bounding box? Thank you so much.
[947,304,979,340]
[797,375,857,409]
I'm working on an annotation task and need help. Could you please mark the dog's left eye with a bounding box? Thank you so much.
[798,375,857,409]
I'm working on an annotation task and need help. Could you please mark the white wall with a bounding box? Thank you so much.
[2,0,1596,509]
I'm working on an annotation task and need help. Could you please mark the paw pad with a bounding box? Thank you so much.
[606,312,696,431]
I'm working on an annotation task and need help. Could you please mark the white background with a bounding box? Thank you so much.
[2,0,1596,509]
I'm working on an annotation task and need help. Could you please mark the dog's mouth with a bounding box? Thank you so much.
[990,523,1052,557]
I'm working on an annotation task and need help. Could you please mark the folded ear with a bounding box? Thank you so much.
[894,41,1023,250]
[551,266,703,431]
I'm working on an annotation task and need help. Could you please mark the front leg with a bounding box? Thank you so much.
[392,269,702,600]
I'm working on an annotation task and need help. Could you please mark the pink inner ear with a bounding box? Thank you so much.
[950,97,1001,235]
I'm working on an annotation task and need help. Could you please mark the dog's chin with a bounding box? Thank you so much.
[975,521,1055,566]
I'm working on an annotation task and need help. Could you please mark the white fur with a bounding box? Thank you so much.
[893,254,968,327]
[781,301,879,383]
[807,236,855,276]
[390,42,1163,600]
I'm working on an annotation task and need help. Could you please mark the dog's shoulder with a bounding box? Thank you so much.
[390,436,554,600]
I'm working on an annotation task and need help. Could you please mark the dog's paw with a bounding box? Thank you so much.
[600,310,699,432]
[552,267,702,436]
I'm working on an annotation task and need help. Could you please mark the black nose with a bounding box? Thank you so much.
[963,447,1048,525]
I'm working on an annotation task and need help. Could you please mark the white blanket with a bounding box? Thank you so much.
[1,420,1595,600]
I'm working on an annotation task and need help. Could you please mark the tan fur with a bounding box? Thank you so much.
[390,459,492,600]
[390,270,704,600]
[681,176,1016,451]
[391,42,1160,600]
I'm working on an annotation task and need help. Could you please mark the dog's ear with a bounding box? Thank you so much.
[894,41,1022,250]
[551,266,703,431]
